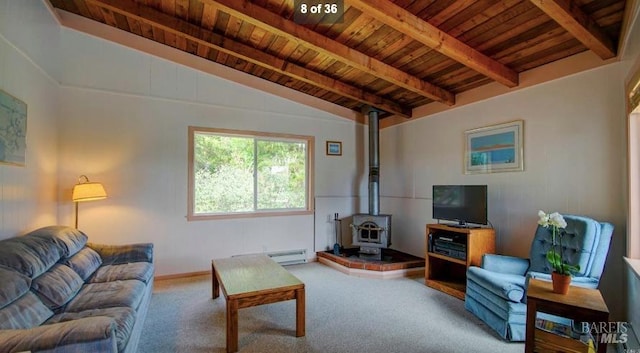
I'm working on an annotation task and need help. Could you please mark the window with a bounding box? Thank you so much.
[188,126,314,220]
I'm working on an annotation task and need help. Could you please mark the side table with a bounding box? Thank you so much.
[525,278,609,353]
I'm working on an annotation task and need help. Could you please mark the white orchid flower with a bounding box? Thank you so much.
[537,210,576,276]
[537,210,550,227]
[549,212,567,229]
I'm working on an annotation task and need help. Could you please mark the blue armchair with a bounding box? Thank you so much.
[464,214,614,341]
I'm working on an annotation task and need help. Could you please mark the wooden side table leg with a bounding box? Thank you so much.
[597,335,607,353]
[525,299,536,353]
[212,262,219,299]
[596,313,609,353]
[296,287,305,337]
[227,299,238,353]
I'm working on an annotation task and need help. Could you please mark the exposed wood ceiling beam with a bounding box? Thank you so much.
[346,0,519,88]
[86,0,411,117]
[201,0,455,106]
[529,0,616,59]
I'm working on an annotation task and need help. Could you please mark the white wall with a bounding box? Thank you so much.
[380,63,628,319]
[0,0,60,239]
[54,28,364,276]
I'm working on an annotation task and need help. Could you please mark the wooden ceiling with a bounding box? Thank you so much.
[48,0,628,119]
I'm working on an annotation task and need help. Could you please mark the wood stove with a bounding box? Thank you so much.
[350,107,392,261]
[351,214,392,260]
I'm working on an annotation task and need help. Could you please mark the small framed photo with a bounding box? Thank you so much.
[326,141,342,156]
[464,120,524,174]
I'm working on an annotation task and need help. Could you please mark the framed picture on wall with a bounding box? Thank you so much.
[464,120,523,174]
[326,141,342,156]
[0,89,27,166]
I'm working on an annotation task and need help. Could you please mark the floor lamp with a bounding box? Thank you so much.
[72,175,107,229]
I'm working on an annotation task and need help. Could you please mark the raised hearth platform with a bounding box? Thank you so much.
[317,248,424,279]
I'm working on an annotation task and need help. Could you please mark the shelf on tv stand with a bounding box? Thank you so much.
[425,278,467,298]
[426,252,466,265]
[425,224,496,300]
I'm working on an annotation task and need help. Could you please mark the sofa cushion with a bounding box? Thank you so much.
[481,254,530,276]
[64,247,103,281]
[0,316,117,352]
[0,234,61,278]
[66,280,146,312]
[0,292,54,329]
[31,264,84,310]
[0,267,31,309]
[46,307,136,352]
[88,243,154,265]
[90,262,154,284]
[30,226,88,258]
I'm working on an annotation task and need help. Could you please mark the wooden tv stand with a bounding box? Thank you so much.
[425,223,495,300]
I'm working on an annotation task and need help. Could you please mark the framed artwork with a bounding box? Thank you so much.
[326,141,342,156]
[0,89,27,166]
[464,120,523,174]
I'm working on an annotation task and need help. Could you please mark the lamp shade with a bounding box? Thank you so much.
[72,178,107,202]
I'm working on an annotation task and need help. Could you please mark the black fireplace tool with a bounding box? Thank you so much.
[333,213,342,255]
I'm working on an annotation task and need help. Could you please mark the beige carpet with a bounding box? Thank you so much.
[138,262,523,353]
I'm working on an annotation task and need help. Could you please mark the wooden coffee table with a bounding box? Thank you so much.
[211,254,305,353]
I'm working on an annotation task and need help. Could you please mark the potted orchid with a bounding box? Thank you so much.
[537,210,580,294]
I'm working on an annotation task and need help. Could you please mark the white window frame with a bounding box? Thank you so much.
[627,63,640,259]
[187,126,315,221]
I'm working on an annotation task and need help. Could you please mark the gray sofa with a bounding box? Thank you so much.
[0,226,154,353]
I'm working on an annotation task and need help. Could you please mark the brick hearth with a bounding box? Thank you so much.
[316,248,425,279]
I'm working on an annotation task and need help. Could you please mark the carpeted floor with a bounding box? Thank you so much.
[138,262,523,353]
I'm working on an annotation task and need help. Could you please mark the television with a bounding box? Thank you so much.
[432,185,487,226]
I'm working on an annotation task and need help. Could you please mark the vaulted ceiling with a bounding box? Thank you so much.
[48,0,629,120]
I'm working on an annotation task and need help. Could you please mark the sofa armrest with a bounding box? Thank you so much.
[467,266,527,302]
[88,243,154,265]
[0,317,117,353]
[481,254,530,276]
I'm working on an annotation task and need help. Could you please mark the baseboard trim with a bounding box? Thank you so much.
[154,270,210,281]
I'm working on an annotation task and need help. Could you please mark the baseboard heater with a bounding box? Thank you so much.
[266,249,307,265]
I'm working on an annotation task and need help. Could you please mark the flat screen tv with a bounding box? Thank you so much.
[432,185,487,226]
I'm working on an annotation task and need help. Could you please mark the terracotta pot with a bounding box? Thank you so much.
[551,272,571,294]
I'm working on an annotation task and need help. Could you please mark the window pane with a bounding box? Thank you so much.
[189,127,312,220]
[256,140,306,210]
[194,133,254,213]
